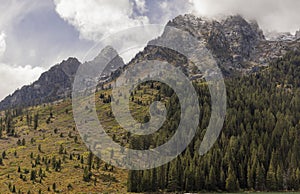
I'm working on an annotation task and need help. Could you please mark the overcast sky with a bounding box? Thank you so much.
[0,0,299,100]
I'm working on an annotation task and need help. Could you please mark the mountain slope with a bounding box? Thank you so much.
[0,47,125,111]
[0,57,81,110]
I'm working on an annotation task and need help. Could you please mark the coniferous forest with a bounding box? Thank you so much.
[127,51,300,192]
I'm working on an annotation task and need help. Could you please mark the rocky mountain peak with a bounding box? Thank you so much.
[91,46,125,79]
[162,14,267,73]
[222,15,265,58]
[168,14,212,27]
[222,15,265,40]
[94,46,119,62]
[50,57,80,77]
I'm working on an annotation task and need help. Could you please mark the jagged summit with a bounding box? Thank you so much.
[84,45,125,82]
[94,46,124,77]
[51,57,80,77]
[166,14,265,59]
[166,14,300,69]
[94,46,119,62]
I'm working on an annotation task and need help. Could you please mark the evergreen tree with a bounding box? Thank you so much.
[266,160,277,190]
[33,113,38,130]
[225,165,240,192]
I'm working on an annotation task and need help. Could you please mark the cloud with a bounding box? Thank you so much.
[0,32,6,58]
[158,0,193,22]
[0,0,52,100]
[189,0,300,33]
[54,0,149,41]
[133,0,147,14]
[53,0,197,63]
[0,63,45,100]
[54,0,170,63]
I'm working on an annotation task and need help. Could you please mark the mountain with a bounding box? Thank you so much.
[122,16,300,194]
[0,13,300,193]
[126,14,300,77]
[0,46,124,110]
[0,57,80,110]
[88,45,125,83]
[1,14,300,110]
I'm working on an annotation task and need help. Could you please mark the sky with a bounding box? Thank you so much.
[0,0,300,100]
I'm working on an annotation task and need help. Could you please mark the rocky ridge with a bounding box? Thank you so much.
[0,47,124,110]
[125,14,300,77]
[1,14,300,110]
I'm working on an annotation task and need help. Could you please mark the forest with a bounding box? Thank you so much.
[127,51,300,192]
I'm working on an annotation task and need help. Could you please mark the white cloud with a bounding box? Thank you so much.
[0,1,52,100]
[134,0,147,14]
[189,0,300,33]
[54,0,169,63]
[0,32,6,58]
[0,63,45,100]
[156,0,193,25]
[54,0,149,41]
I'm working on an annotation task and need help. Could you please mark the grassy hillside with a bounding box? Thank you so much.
[0,92,129,193]
[0,80,164,193]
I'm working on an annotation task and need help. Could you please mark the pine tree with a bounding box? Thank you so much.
[276,165,284,190]
[83,166,92,182]
[128,170,138,192]
[59,144,64,154]
[207,166,216,190]
[12,185,16,193]
[247,160,254,189]
[30,170,36,181]
[38,144,42,152]
[52,183,56,192]
[22,138,26,146]
[255,163,265,190]
[33,113,38,130]
[226,165,240,192]
[87,151,94,171]
[168,162,180,191]
[266,162,277,191]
